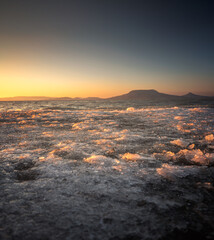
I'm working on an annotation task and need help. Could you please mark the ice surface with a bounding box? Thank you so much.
[0,101,214,239]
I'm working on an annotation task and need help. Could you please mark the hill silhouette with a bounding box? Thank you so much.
[107,89,181,100]
[0,90,213,101]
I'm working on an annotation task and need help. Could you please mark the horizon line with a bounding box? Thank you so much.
[0,89,214,100]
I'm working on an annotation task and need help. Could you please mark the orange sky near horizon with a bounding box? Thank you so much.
[1,41,214,98]
[1,63,213,98]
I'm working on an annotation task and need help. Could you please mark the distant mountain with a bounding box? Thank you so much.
[0,96,70,101]
[82,97,102,100]
[182,92,199,98]
[181,92,211,99]
[107,90,214,101]
[0,90,213,101]
[107,89,181,101]
[0,96,102,101]
[0,96,54,101]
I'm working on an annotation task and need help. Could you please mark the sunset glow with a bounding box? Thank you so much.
[0,1,214,98]
[1,1,214,239]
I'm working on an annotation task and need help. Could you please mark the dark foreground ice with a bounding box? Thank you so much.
[0,101,214,240]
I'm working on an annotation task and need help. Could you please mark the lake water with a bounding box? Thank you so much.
[0,100,214,239]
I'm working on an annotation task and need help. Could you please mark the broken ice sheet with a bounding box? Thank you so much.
[0,101,214,239]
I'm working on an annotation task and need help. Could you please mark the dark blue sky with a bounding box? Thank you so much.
[0,0,214,97]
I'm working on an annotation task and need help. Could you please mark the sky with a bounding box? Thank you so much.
[0,0,214,97]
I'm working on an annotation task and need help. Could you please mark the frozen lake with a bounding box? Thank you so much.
[0,100,214,239]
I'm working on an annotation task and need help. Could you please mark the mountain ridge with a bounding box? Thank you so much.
[0,90,213,101]
[106,90,214,101]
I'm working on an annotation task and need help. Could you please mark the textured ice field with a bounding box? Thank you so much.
[0,101,214,240]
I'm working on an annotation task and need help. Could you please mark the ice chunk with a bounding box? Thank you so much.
[121,153,142,161]
[165,151,176,160]
[84,155,114,164]
[188,144,195,149]
[170,139,188,148]
[205,153,214,165]
[126,107,135,111]
[157,163,200,180]
[176,149,209,165]
[174,116,183,120]
[204,134,214,142]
